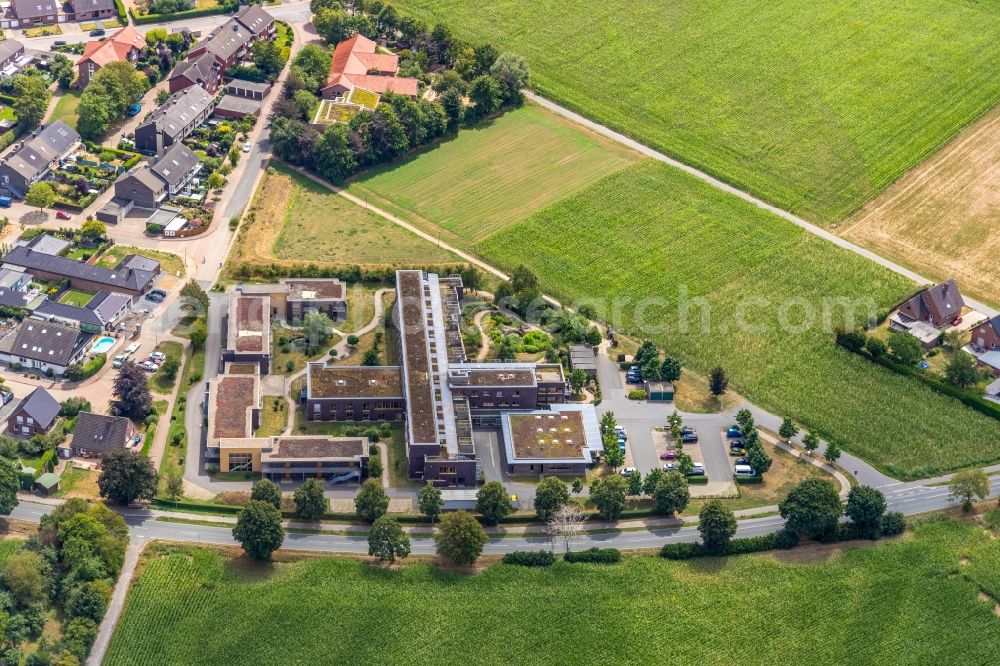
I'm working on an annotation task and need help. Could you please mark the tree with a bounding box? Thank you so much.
[634,340,658,367]
[599,411,617,436]
[571,478,583,495]
[438,87,464,130]
[823,441,842,465]
[489,52,529,104]
[534,476,569,522]
[25,182,55,212]
[675,450,694,475]
[568,369,588,396]
[13,75,50,132]
[779,478,842,539]
[59,397,91,418]
[698,500,737,554]
[206,172,225,190]
[602,432,625,470]
[435,511,487,565]
[546,504,586,553]
[865,336,887,358]
[844,486,886,539]
[735,409,754,435]
[251,39,287,79]
[250,479,282,509]
[361,348,381,366]
[76,61,148,141]
[802,431,820,455]
[368,515,410,563]
[746,442,773,475]
[51,54,74,89]
[291,44,332,91]
[3,551,48,606]
[160,355,180,381]
[476,480,513,525]
[660,356,682,382]
[302,311,334,353]
[97,450,158,505]
[0,459,18,516]
[145,27,168,47]
[188,319,208,350]
[232,500,284,560]
[778,418,798,442]
[468,75,502,118]
[887,331,923,366]
[590,475,627,520]
[835,329,867,353]
[111,361,152,419]
[709,366,729,397]
[294,478,328,520]
[164,470,184,503]
[626,470,643,496]
[653,472,689,515]
[418,482,443,523]
[79,219,106,242]
[642,468,665,496]
[949,468,990,511]
[945,352,980,389]
[354,478,389,523]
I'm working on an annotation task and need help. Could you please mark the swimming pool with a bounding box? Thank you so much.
[92,336,115,354]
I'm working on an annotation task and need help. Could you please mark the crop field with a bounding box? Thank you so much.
[230,165,462,270]
[105,521,1000,665]
[478,161,1000,478]
[401,0,1000,223]
[837,104,1000,308]
[347,104,639,246]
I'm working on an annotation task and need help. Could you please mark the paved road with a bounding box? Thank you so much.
[524,92,998,318]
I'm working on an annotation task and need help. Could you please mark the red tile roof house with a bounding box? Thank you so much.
[319,34,419,100]
[972,316,1000,352]
[76,26,145,88]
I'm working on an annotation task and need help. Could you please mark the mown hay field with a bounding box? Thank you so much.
[400,0,1000,223]
[104,521,1000,665]
[347,103,639,246]
[478,161,1000,478]
[230,164,462,270]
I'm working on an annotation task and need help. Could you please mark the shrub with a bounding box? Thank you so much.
[724,534,776,555]
[880,512,906,536]
[685,474,709,484]
[659,542,700,560]
[735,475,764,484]
[502,550,555,567]
[563,547,620,564]
[627,389,647,400]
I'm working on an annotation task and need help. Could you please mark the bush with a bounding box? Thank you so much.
[773,528,799,549]
[686,474,709,484]
[659,542,700,560]
[724,534,776,555]
[880,511,906,536]
[734,475,764,484]
[563,547,620,564]
[627,389,647,400]
[502,550,555,567]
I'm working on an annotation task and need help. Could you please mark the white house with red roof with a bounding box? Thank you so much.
[76,26,144,88]
[320,34,418,99]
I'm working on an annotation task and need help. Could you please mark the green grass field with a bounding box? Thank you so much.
[47,90,82,129]
[58,289,94,307]
[478,161,1000,478]
[347,104,639,245]
[401,0,1000,222]
[105,520,1000,665]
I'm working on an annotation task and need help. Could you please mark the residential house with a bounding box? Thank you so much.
[0,122,81,198]
[0,318,91,375]
[2,246,158,297]
[0,267,30,292]
[6,386,59,436]
[0,40,25,72]
[66,0,116,21]
[114,143,201,207]
[71,412,138,458]
[167,52,221,94]
[133,85,215,155]
[973,316,1000,352]
[320,34,419,99]
[86,290,132,329]
[895,279,965,329]
[238,278,348,322]
[20,232,71,256]
[76,25,144,88]
[33,300,105,333]
[10,0,59,27]
[233,4,275,40]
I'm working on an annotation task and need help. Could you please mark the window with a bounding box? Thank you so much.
[15,416,22,424]
[228,454,252,472]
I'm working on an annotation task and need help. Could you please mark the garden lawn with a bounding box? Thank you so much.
[104,520,1000,665]
[149,341,183,394]
[232,165,461,270]
[478,161,1000,478]
[58,289,94,307]
[255,395,288,437]
[96,246,185,277]
[348,103,638,246]
[48,90,81,129]
[401,0,1000,223]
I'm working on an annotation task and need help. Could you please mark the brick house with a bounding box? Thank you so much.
[973,315,1000,352]
[76,26,144,88]
[66,0,116,22]
[896,279,965,328]
[305,363,405,422]
[6,387,59,436]
[320,33,419,99]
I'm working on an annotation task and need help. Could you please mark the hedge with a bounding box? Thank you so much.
[114,0,127,23]
[502,550,555,567]
[130,4,233,24]
[686,474,708,484]
[735,475,764,485]
[228,261,470,283]
[563,547,621,564]
[660,531,797,560]
[0,94,15,105]
[37,449,56,474]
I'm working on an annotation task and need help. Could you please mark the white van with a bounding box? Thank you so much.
[125,342,141,356]
[734,464,756,477]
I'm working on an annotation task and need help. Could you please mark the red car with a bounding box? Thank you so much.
[951,316,963,326]
[55,211,71,220]
[659,450,677,461]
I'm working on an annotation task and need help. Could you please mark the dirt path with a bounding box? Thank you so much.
[86,540,144,666]
[473,309,492,361]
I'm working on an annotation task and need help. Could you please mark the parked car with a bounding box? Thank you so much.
[127,103,142,117]
[619,467,637,477]
[659,449,677,461]
[138,361,158,372]
[150,351,165,362]
[681,430,699,443]
[0,197,11,208]
[55,210,71,220]
[614,425,627,438]
[242,141,252,153]
[53,40,66,46]
[146,289,167,302]
[734,457,749,466]
[89,28,105,36]
[688,463,705,476]
[618,438,626,452]
[112,354,128,368]
[951,316,963,326]
[726,426,743,438]
[734,464,756,477]
[626,373,643,385]
[662,463,676,472]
